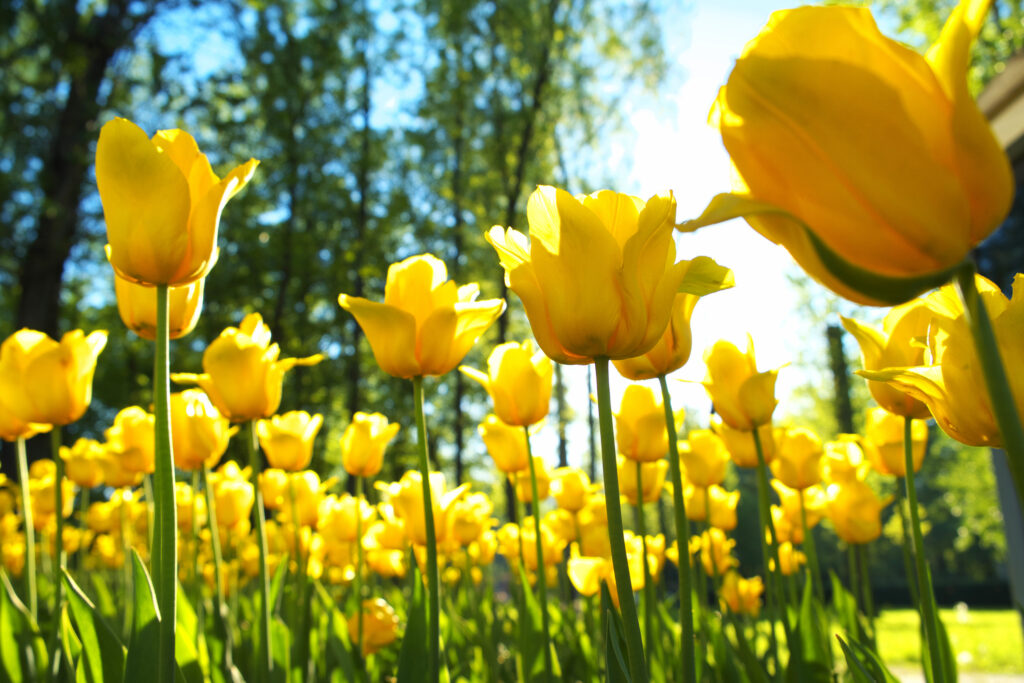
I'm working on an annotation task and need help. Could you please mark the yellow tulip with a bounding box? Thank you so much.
[340,412,400,478]
[863,274,1024,447]
[170,389,235,472]
[771,542,807,577]
[617,456,668,505]
[510,456,551,504]
[114,274,204,340]
[550,467,594,513]
[175,482,207,533]
[282,471,326,528]
[209,462,255,532]
[259,468,290,510]
[0,395,51,442]
[841,300,933,419]
[96,117,258,286]
[318,494,376,543]
[383,470,468,546]
[173,313,322,422]
[257,411,323,471]
[518,515,567,571]
[822,437,871,484]
[477,414,530,474]
[685,0,1012,306]
[678,429,729,487]
[99,447,143,489]
[826,479,892,545]
[692,527,738,577]
[714,418,776,468]
[614,384,673,463]
[348,598,399,656]
[449,493,494,547]
[460,340,552,426]
[613,293,703,380]
[684,484,739,531]
[703,336,779,431]
[488,186,733,364]
[567,534,646,608]
[770,480,825,545]
[60,438,106,489]
[862,407,929,477]
[769,426,824,490]
[0,328,107,426]
[28,464,75,529]
[105,406,155,475]
[719,571,764,617]
[338,253,505,378]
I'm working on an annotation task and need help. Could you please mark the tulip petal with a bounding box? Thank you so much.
[675,256,735,297]
[339,295,421,378]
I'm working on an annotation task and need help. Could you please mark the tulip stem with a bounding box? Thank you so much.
[247,420,274,681]
[635,460,655,661]
[150,284,178,683]
[658,374,696,683]
[355,474,366,673]
[50,426,66,671]
[594,357,648,683]
[955,263,1024,502]
[15,436,37,621]
[798,489,824,604]
[524,427,555,681]
[202,463,235,671]
[412,376,441,683]
[904,417,946,683]
[751,427,783,674]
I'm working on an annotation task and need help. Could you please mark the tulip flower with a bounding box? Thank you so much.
[618,457,668,505]
[170,390,235,472]
[477,414,530,474]
[826,479,892,545]
[684,484,739,531]
[613,292,703,380]
[488,186,732,364]
[115,274,204,340]
[96,117,258,286]
[173,313,323,422]
[460,340,552,426]
[567,534,646,608]
[0,329,107,426]
[259,469,290,510]
[684,0,1012,306]
[175,482,207,533]
[614,384,674,462]
[282,471,327,528]
[863,274,1024,448]
[257,411,323,471]
[862,407,929,477]
[0,396,50,443]
[383,470,468,547]
[770,480,825,544]
[719,571,764,617]
[338,254,505,378]
[348,599,399,656]
[703,336,780,431]
[209,462,255,532]
[692,528,738,577]
[340,412,400,478]
[60,438,106,489]
[715,418,776,468]
[550,467,594,513]
[678,429,729,487]
[319,494,377,543]
[510,456,551,504]
[841,300,933,419]
[822,437,871,484]
[105,406,156,475]
[769,426,824,490]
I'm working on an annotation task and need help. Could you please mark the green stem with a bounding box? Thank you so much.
[751,427,782,674]
[412,376,440,683]
[635,460,654,660]
[524,427,554,680]
[355,474,366,675]
[201,462,233,662]
[659,374,697,683]
[798,489,824,604]
[955,263,1024,501]
[190,470,202,657]
[16,437,37,620]
[51,427,66,666]
[858,544,876,649]
[594,357,648,683]
[895,484,921,608]
[904,416,946,683]
[247,420,273,681]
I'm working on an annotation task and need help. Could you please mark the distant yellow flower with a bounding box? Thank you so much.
[703,337,779,431]
[615,384,675,463]
[567,534,646,607]
[460,340,552,426]
[826,479,892,545]
[0,329,107,426]
[822,437,870,484]
[679,429,730,487]
[382,470,468,546]
[692,527,738,577]
[771,542,806,577]
[105,406,155,475]
[510,456,551,504]
[340,412,400,478]
[862,407,929,477]
[338,254,504,378]
[488,185,732,364]
[173,313,322,422]
[176,482,207,533]
[319,494,376,544]
[685,484,739,531]
[719,571,764,617]
[771,480,825,545]
[348,598,399,656]
[259,469,289,510]
[684,0,1012,306]
[714,418,776,468]
[60,438,106,489]
[618,457,668,505]
[770,426,824,490]
[550,468,594,513]
[449,493,494,547]
[613,292,703,380]
[477,414,530,474]
[170,389,235,472]
[862,274,1024,447]
[209,462,254,532]
[257,411,323,472]
[96,117,258,286]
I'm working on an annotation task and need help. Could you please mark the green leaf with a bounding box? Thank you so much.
[784,578,832,683]
[125,549,161,682]
[726,617,770,683]
[600,582,631,683]
[836,636,899,683]
[517,564,549,681]
[0,569,48,682]
[174,585,203,683]
[270,617,291,683]
[63,569,125,683]
[396,569,427,683]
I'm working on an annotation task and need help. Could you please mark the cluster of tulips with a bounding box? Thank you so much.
[2,0,1023,681]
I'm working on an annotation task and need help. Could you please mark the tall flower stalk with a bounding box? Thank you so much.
[524,428,554,680]
[246,420,274,681]
[15,436,36,620]
[412,377,440,683]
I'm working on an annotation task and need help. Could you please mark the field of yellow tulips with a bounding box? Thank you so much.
[1,1,1022,682]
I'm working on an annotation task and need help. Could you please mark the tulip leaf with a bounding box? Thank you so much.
[725,617,770,683]
[599,582,631,683]
[269,617,290,683]
[677,256,735,296]
[396,568,428,683]
[174,584,203,683]
[836,636,899,683]
[0,569,48,683]
[784,579,831,683]
[63,569,126,683]
[125,549,161,683]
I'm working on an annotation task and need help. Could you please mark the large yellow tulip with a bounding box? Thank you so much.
[339,254,505,378]
[0,329,107,426]
[460,340,551,426]
[340,412,400,478]
[488,186,732,364]
[684,0,1012,306]
[96,117,258,286]
[703,336,779,431]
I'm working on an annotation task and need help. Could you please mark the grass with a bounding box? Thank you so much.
[875,607,1024,674]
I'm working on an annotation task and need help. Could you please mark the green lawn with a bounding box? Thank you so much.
[875,608,1024,674]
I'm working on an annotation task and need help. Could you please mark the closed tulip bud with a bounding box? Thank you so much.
[644,534,666,580]
[685,484,740,531]
[685,1,1012,306]
[339,254,505,378]
[384,470,468,546]
[510,456,551,504]
[450,493,494,547]
[862,407,929,477]
[826,478,891,545]
[618,457,668,505]
[348,598,399,657]
[703,336,780,431]
[259,468,289,510]
[550,467,593,512]
[488,186,733,364]
[97,117,257,286]
[0,329,107,426]
[173,313,323,422]
[460,340,552,426]
[2,531,25,577]
[614,293,703,380]
[715,418,776,468]
[519,516,567,571]
[615,384,675,462]
[719,571,764,617]
[822,437,870,483]
[770,427,824,490]
[60,438,106,489]
[29,471,75,528]
[771,480,825,544]
[340,412,399,478]
[679,429,729,487]
[171,389,235,472]
[863,274,1024,448]
[115,274,204,340]
[105,406,155,475]
[319,494,376,543]
[100,446,143,489]
[210,462,254,531]
[284,471,326,528]
[478,414,530,474]
[257,411,323,472]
